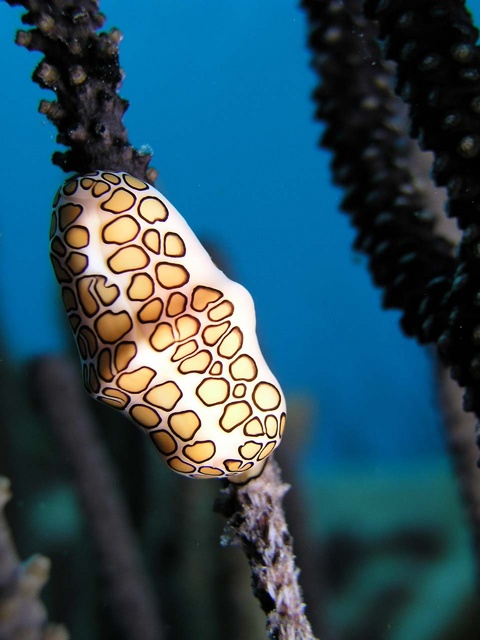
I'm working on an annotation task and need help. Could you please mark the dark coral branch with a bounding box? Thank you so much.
[5,0,156,181]
[436,364,480,581]
[302,0,456,345]
[302,0,480,575]
[215,459,318,640]
[361,0,480,415]
[0,477,69,640]
[363,0,480,231]
[409,146,480,580]
[302,0,480,417]
[28,356,165,640]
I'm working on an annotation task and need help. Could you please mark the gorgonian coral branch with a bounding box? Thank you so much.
[302,0,480,417]
[302,0,480,575]
[5,0,156,181]
[215,459,318,640]
[361,0,480,412]
[302,0,456,344]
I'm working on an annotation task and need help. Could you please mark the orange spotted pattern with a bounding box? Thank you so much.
[50,171,286,482]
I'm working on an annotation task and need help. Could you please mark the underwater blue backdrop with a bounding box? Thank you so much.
[1,0,480,471]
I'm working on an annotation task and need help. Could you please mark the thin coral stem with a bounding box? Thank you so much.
[215,459,319,640]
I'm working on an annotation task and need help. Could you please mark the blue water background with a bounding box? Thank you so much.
[1,0,479,471]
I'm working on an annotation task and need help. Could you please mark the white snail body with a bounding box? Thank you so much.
[50,171,286,482]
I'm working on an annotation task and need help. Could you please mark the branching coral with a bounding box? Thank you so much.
[0,476,69,640]
[360,0,480,409]
[5,0,156,181]
[302,0,480,576]
[303,0,480,424]
[302,0,455,343]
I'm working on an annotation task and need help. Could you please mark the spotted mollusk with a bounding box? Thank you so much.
[49,171,286,482]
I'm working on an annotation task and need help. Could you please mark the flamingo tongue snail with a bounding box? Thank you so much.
[49,171,286,483]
